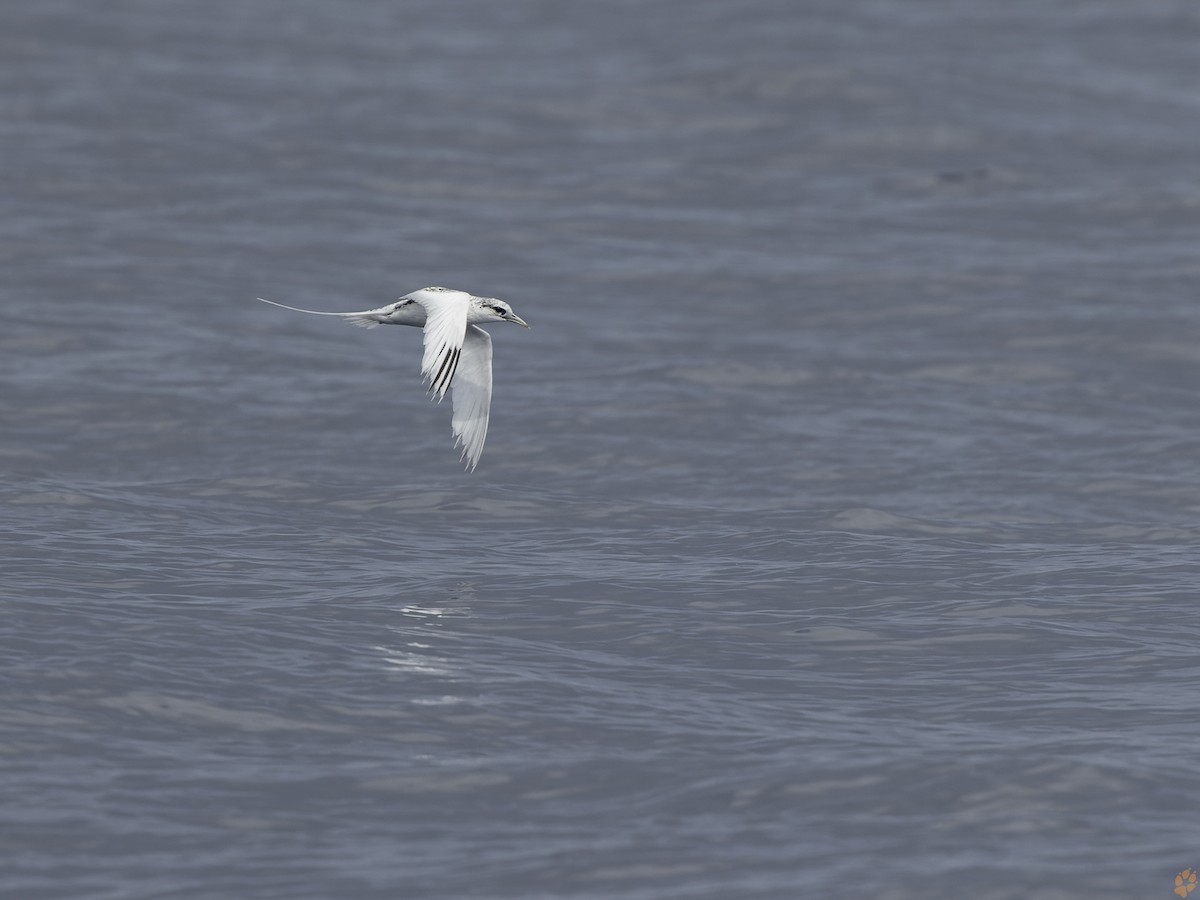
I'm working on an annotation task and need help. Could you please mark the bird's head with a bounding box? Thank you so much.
[471,295,530,328]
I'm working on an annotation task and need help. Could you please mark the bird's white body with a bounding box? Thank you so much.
[258,286,528,470]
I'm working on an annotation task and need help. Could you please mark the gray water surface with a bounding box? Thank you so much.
[5,2,1200,898]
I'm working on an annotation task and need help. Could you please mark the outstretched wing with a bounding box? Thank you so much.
[257,297,392,329]
[451,325,493,471]
[408,291,469,402]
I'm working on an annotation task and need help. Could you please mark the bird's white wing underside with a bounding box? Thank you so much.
[451,325,493,470]
[410,292,469,401]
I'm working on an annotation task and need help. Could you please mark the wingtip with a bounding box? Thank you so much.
[454,439,481,472]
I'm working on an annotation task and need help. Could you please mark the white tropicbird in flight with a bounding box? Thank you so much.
[258,286,529,470]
